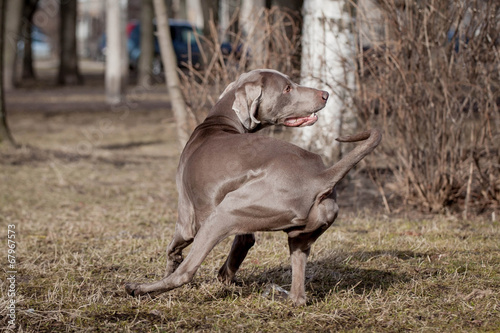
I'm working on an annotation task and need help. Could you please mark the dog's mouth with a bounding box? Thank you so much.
[283,113,318,127]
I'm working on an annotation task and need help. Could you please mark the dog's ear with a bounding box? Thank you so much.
[232,82,262,130]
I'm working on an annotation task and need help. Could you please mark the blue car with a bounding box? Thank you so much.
[128,19,202,74]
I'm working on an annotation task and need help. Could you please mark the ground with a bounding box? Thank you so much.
[0,64,499,332]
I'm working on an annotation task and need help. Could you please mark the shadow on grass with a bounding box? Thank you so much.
[215,250,423,302]
[99,139,165,150]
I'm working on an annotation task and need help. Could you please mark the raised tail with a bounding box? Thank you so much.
[321,129,382,190]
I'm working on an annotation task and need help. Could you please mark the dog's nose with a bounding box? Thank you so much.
[321,91,329,102]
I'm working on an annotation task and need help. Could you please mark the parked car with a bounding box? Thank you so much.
[100,19,240,74]
[98,20,140,61]
[128,19,202,74]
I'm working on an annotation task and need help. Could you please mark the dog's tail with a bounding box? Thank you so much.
[319,129,382,193]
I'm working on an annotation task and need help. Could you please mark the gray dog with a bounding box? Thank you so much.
[125,69,381,305]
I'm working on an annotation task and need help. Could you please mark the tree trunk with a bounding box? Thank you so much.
[153,0,190,149]
[2,0,23,91]
[172,0,187,19]
[137,0,154,87]
[58,0,83,85]
[240,0,266,67]
[186,0,204,28]
[220,0,239,41]
[270,0,303,72]
[22,21,35,79]
[296,0,355,163]
[22,0,39,80]
[105,0,128,104]
[200,0,219,38]
[0,0,18,146]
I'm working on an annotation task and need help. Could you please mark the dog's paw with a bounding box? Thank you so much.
[289,294,307,307]
[217,275,233,285]
[124,283,143,297]
[217,266,236,284]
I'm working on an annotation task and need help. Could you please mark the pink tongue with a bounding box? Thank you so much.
[284,114,318,127]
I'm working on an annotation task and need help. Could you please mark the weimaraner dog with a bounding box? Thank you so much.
[125,69,381,305]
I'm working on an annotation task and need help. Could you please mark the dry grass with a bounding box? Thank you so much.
[1,88,499,332]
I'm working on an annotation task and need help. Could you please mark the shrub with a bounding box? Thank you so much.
[355,0,500,214]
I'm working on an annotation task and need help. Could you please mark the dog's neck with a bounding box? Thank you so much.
[203,92,248,134]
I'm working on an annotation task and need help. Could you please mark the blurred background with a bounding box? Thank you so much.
[1,0,499,216]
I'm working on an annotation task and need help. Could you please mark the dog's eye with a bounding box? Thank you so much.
[284,85,292,94]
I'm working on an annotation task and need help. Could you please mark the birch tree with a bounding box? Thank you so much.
[240,0,265,68]
[105,0,128,104]
[186,0,204,28]
[137,0,154,86]
[297,0,355,162]
[153,0,190,149]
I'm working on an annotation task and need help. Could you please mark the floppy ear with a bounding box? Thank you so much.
[232,82,262,130]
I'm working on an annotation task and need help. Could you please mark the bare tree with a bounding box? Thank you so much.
[137,0,154,87]
[186,0,204,28]
[58,0,82,85]
[105,0,128,104]
[296,0,356,163]
[200,0,219,38]
[22,0,39,80]
[167,0,187,19]
[2,0,23,91]
[354,0,500,213]
[240,0,265,68]
[270,0,303,72]
[220,0,239,40]
[0,0,17,146]
[153,0,190,149]
[239,1,303,72]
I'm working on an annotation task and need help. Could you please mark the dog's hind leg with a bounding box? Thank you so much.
[164,199,196,277]
[287,234,311,306]
[217,233,256,283]
[164,228,193,277]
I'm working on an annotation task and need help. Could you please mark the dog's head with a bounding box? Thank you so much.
[220,69,329,131]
